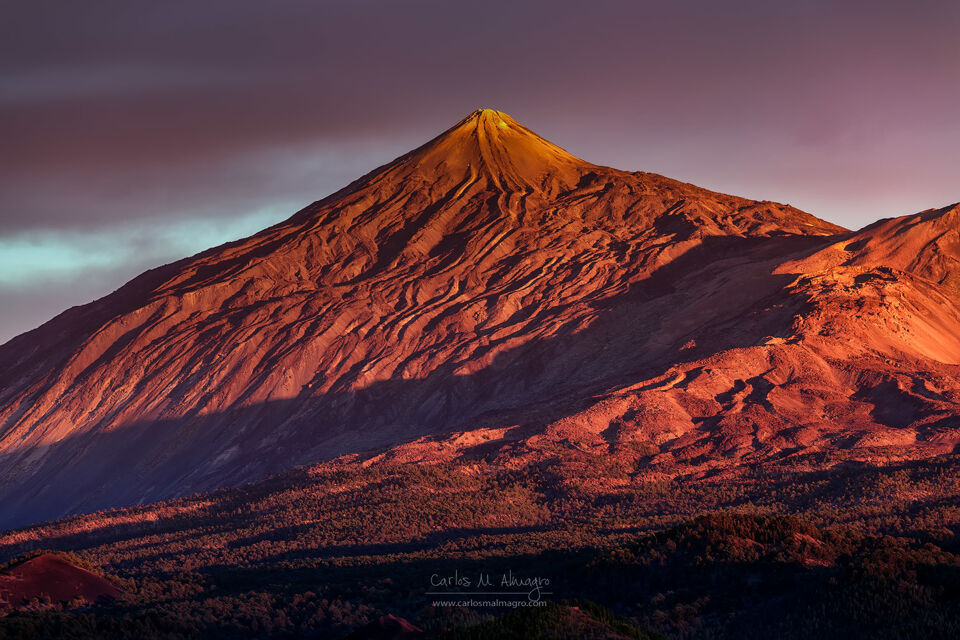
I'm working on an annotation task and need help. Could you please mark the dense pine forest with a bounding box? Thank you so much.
[3,451,960,638]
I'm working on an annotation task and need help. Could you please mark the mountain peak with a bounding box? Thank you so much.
[466,107,511,125]
[448,107,519,139]
[393,108,595,195]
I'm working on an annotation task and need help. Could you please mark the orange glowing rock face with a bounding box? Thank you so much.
[0,109,958,528]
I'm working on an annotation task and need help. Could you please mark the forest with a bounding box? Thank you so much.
[3,449,960,638]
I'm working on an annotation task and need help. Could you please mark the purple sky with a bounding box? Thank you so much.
[2,0,958,344]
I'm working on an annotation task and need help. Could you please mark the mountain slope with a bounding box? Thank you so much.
[1,109,956,529]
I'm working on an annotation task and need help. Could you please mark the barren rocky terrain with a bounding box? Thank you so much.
[1,109,958,533]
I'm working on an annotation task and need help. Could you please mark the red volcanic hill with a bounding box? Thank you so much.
[0,553,123,608]
[0,109,958,529]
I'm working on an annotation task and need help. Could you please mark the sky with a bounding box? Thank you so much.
[2,0,958,344]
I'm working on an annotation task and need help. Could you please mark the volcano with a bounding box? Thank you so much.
[1,109,958,529]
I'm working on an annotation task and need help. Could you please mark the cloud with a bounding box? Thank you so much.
[0,206,294,344]
[0,208,284,288]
